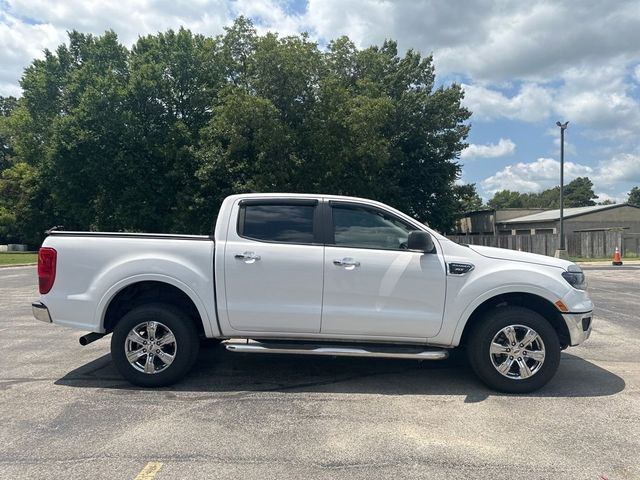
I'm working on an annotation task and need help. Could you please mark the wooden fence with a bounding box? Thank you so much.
[623,234,640,256]
[446,231,635,258]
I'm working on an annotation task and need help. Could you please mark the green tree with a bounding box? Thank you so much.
[196,27,470,231]
[0,96,49,244]
[563,177,598,207]
[627,186,640,207]
[0,162,42,244]
[487,190,525,209]
[487,177,598,209]
[2,17,471,244]
[454,183,483,213]
[0,96,18,171]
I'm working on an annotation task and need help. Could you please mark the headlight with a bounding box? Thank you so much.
[562,265,587,290]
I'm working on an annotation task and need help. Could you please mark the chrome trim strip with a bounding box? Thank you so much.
[447,262,475,276]
[47,231,211,241]
[225,343,449,360]
[32,302,52,323]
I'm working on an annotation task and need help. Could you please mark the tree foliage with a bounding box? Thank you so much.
[0,18,471,245]
[0,96,17,172]
[454,183,483,213]
[487,177,598,209]
[628,186,640,207]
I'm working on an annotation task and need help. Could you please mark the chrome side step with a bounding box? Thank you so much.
[224,342,449,360]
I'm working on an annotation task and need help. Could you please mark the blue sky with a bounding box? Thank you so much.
[1,0,638,202]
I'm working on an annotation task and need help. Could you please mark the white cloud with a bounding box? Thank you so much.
[0,0,231,96]
[463,63,640,143]
[2,0,639,93]
[461,138,515,160]
[0,81,22,97]
[595,192,622,204]
[5,0,231,43]
[454,177,467,186]
[306,0,394,48]
[552,63,640,141]
[462,83,554,122]
[594,152,640,185]
[481,157,593,194]
[0,12,67,93]
[481,152,640,200]
[552,136,577,156]
[234,0,306,37]
[302,1,640,83]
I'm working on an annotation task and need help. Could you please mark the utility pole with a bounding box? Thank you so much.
[555,121,569,259]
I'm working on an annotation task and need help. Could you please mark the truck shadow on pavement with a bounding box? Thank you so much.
[55,344,625,402]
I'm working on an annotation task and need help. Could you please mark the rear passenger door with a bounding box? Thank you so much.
[223,199,324,334]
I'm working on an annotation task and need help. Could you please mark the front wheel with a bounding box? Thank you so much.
[467,306,561,393]
[111,303,200,387]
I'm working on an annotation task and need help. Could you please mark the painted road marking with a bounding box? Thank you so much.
[134,462,163,480]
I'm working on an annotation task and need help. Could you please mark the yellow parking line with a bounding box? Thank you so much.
[134,462,163,480]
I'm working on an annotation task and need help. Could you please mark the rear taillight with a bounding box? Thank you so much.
[38,247,57,294]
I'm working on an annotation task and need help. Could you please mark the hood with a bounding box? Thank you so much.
[466,244,573,270]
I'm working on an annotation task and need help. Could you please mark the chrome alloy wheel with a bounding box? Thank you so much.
[489,324,546,380]
[124,321,177,374]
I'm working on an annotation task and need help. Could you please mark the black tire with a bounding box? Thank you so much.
[467,306,561,393]
[111,303,200,387]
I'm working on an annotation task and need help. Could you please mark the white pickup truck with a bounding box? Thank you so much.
[32,193,593,392]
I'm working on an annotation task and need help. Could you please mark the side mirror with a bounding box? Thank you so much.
[407,231,435,253]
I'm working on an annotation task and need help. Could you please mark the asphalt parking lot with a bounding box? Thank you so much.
[1,265,638,479]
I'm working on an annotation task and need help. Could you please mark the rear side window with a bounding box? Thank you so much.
[240,204,315,244]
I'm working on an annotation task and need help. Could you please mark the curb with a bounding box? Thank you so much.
[0,263,37,269]
[576,260,640,266]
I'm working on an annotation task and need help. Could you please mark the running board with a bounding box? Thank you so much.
[224,342,449,360]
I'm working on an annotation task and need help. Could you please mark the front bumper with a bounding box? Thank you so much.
[32,302,52,323]
[562,311,593,346]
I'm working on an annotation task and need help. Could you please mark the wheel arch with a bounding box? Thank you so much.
[458,292,570,349]
[97,275,216,337]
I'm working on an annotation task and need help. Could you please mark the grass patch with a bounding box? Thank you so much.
[0,252,38,265]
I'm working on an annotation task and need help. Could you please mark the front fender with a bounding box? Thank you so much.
[450,283,564,346]
[434,262,573,347]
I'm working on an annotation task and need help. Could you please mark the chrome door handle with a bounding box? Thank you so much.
[333,257,360,268]
[235,252,261,262]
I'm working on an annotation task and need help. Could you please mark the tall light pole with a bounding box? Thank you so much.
[556,121,569,257]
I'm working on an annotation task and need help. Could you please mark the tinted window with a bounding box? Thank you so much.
[241,204,315,243]
[332,205,416,250]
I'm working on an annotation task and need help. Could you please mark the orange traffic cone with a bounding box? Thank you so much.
[612,247,623,266]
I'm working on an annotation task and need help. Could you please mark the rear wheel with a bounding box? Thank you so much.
[111,303,200,387]
[467,306,561,393]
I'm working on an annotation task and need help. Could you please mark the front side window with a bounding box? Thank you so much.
[331,205,416,250]
[240,204,315,244]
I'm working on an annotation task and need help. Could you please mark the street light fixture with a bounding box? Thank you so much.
[555,121,569,258]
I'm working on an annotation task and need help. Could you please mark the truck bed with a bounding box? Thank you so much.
[38,231,218,336]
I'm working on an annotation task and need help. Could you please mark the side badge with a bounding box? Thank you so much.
[448,263,475,275]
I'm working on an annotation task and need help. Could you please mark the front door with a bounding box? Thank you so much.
[223,199,324,333]
[321,202,446,338]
